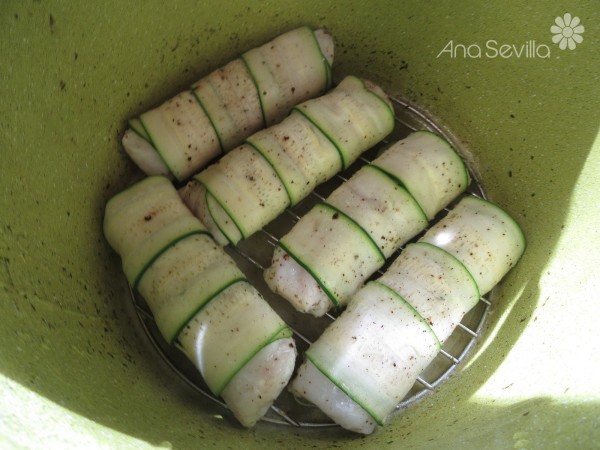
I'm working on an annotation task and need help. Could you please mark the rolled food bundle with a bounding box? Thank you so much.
[289,195,525,434]
[179,75,395,245]
[264,131,469,316]
[103,176,296,427]
[123,26,334,181]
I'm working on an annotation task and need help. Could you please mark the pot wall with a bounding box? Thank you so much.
[1,1,599,448]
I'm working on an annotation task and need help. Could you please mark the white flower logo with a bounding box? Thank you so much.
[551,13,584,50]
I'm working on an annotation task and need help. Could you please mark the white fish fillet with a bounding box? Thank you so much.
[265,246,331,316]
[290,359,376,434]
[221,338,297,427]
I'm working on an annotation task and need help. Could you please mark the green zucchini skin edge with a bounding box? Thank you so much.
[239,54,267,129]
[411,241,482,301]
[290,106,346,169]
[240,26,332,129]
[318,202,386,262]
[304,354,386,426]
[204,189,237,246]
[132,229,212,290]
[211,322,293,396]
[292,76,394,170]
[466,196,528,253]
[138,117,177,179]
[413,130,471,192]
[192,178,246,240]
[275,240,340,309]
[366,163,429,224]
[307,27,333,91]
[128,118,151,142]
[354,76,395,128]
[370,280,442,350]
[190,89,225,154]
[244,140,293,207]
[170,277,248,346]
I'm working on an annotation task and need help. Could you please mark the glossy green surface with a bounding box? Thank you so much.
[1,1,598,448]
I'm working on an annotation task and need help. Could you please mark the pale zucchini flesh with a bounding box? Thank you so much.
[371,130,469,220]
[305,281,440,425]
[194,144,289,240]
[104,175,168,224]
[191,59,263,151]
[377,242,480,344]
[326,164,428,258]
[177,281,293,396]
[293,75,394,169]
[136,233,246,343]
[420,195,526,295]
[245,111,342,205]
[278,203,385,308]
[242,26,331,126]
[140,90,222,181]
[124,217,208,289]
[103,176,209,288]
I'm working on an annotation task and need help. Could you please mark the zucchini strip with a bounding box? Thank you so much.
[289,196,525,435]
[181,76,395,246]
[420,195,526,295]
[366,163,429,223]
[131,229,210,290]
[205,189,241,246]
[276,240,340,309]
[371,130,470,220]
[104,176,297,428]
[240,54,267,127]
[122,27,335,181]
[190,88,225,153]
[320,202,386,262]
[377,242,480,344]
[265,131,464,316]
[300,281,440,427]
[245,140,294,207]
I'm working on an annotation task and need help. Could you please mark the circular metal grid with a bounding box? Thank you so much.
[130,95,489,428]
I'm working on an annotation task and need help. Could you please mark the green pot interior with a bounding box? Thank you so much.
[1,1,599,448]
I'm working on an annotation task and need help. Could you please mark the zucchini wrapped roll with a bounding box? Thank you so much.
[265,131,469,316]
[103,176,296,427]
[180,75,395,245]
[289,196,525,434]
[420,195,527,295]
[123,26,333,181]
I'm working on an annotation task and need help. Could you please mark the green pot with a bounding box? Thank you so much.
[2,1,598,448]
